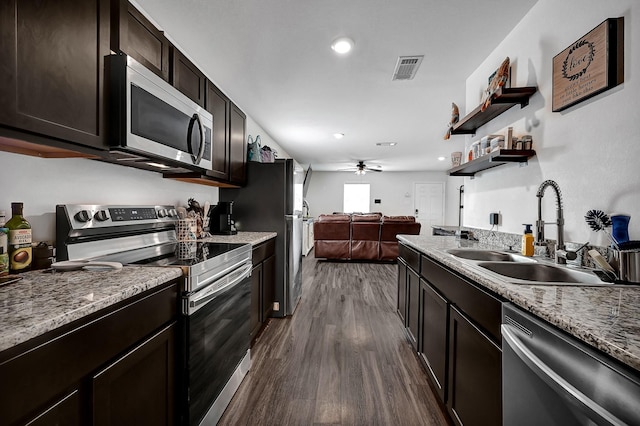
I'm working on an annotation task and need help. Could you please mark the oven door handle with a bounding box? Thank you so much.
[186,262,251,315]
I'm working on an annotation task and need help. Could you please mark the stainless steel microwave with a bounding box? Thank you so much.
[107,54,212,171]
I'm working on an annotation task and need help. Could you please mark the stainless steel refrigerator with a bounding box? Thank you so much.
[220,158,304,317]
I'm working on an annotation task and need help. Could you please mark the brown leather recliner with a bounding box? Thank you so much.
[350,213,382,260]
[313,214,351,259]
[379,216,422,260]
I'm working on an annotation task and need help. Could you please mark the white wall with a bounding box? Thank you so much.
[0,117,280,243]
[305,170,463,225]
[0,151,218,242]
[460,0,639,246]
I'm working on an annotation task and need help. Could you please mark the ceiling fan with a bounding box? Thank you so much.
[339,161,383,175]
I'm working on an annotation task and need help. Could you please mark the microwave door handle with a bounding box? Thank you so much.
[187,113,205,165]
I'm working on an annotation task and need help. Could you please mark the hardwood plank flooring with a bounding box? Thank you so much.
[218,254,449,425]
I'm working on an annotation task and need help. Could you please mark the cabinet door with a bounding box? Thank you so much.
[407,266,420,350]
[397,258,408,325]
[112,0,170,81]
[24,390,81,426]
[0,0,110,150]
[447,306,502,426]
[93,322,176,426]
[420,280,449,403]
[250,262,263,341]
[229,103,247,184]
[171,48,205,107]
[205,83,230,181]
[262,254,276,320]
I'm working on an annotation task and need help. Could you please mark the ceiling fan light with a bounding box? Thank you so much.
[355,169,366,175]
[331,37,354,54]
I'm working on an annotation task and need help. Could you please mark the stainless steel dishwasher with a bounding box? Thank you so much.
[502,303,640,426]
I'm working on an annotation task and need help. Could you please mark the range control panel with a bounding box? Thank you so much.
[58,204,179,229]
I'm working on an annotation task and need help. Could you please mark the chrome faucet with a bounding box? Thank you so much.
[535,180,567,263]
[535,180,588,264]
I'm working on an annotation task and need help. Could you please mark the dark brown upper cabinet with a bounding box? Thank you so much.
[229,103,247,185]
[111,0,170,81]
[171,48,206,107]
[206,83,230,181]
[0,0,111,152]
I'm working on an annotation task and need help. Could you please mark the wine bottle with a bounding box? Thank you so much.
[7,202,32,274]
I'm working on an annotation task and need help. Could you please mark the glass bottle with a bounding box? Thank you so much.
[6,203,32,274]
[0,210,8,276]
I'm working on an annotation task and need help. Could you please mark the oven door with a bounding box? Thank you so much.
[111,55,213,170]
[180,261,251,426]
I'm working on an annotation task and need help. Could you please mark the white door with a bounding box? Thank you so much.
[414,183,444,234]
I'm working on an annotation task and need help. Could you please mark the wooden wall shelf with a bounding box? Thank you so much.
[451,87,537,135]
[448,149,536,177]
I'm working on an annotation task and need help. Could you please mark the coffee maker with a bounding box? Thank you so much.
[208,201,237,235]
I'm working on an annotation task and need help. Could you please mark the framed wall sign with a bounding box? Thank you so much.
[552,17,624,112]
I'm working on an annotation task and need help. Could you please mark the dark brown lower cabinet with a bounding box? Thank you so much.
[24,390,81,426]
[250,262,264,340]
[93,322,176,426]
[250,239,276,343]
[407,265,420,350]
[448,306,502,426]
[397,258,408,324]
[262,254,276,320]
[397,243,503,426]
[0,279,179,426]
[419,280,449,402]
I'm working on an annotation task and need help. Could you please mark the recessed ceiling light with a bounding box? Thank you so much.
[437,156,446,161]
[333,133,345,139]
[331,37,354,54]
[376,142,397,147]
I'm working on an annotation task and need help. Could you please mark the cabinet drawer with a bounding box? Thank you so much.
[399,243,420,273]
[421,255,501,344]
[252,238,276,265]
[0,280,179,425]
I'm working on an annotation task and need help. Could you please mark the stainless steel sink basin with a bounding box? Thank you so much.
[477,262,605,285]
[447,249,536,263]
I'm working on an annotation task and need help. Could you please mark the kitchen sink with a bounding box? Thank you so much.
[477,262,605,285]
[447,249,536,263]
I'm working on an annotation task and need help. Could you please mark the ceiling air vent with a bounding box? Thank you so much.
[392,55,424,81]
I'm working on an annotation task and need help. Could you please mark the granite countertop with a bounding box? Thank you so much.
[398,234,640,373]
[204,231,277,246]
[0,266,183,353]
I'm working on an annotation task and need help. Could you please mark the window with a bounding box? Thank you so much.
[343,183,370,213]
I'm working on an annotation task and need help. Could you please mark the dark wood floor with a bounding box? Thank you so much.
[218,253,449,425]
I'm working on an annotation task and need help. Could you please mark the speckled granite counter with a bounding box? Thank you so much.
[398,234,640,372]
[203,231,276,246]
[0,266,183,352]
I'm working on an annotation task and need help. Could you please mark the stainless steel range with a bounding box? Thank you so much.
[56,204,252,426]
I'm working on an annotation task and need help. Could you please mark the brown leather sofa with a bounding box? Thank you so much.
[314,213,421,260]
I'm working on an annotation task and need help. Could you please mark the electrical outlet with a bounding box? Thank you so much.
[273,301,280,311]
[490,212,500,225]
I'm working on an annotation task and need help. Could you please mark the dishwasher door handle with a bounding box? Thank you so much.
[501,325,625,426]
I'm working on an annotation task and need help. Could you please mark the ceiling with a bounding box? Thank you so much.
[135,0,538,172]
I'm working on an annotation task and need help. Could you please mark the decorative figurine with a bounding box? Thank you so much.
[481,57,510,112]
[443,102,460,140]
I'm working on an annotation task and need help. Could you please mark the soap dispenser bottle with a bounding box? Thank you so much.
[522,224,534,257]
